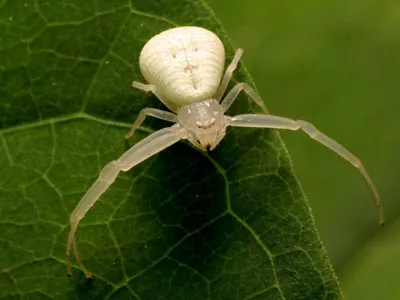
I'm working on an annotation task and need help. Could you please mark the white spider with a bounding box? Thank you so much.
[66,26,384,278]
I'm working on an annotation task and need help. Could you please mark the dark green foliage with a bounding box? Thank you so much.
[0,0,341,299]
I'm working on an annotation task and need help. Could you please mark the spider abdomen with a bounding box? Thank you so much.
[138,26,226,107]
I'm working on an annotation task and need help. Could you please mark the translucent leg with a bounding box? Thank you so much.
[221,82,269,114]
[66,125,186,277]
[227,114,384,226]
[214,48,243,102]
[66,161,120,278]
[72,237,90,277]
[125,108,177,139]
[132,81,179,113]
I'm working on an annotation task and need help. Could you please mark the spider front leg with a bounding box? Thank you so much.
[226,114,384,226]
[66,125,187,277]
[125,108,177,139]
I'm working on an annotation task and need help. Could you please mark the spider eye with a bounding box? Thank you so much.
[195,118,216,129]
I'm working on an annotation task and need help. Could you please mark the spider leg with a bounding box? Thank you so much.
[132,81,179,113]
[221,82,269,114]
[66,124,187,277]
[226,114,384,226]
[214,48,243,101]
[125,108,177,139]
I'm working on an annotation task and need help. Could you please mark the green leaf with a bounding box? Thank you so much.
[210,0,400,299]
[0,0,341,299]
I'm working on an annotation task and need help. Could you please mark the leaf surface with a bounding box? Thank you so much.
[0,0,341,299]
[210,0,400,298]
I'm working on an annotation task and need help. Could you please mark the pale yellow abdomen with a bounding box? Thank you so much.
[138,26,226,107]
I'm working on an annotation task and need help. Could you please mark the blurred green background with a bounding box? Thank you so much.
[208,0,400,299]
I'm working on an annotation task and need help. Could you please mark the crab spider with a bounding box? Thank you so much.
[66,26,384,278]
